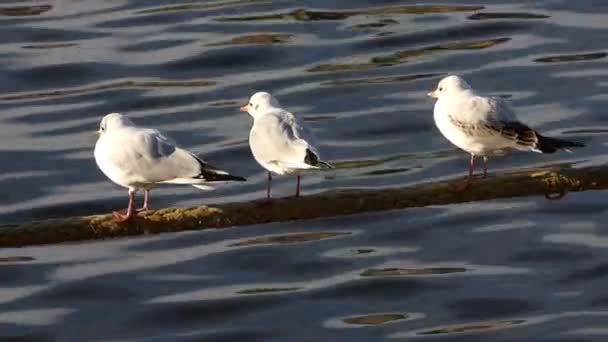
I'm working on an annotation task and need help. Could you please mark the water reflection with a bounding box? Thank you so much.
[215,5,484,22]
[0,5,52,17]
[1,0,607,340]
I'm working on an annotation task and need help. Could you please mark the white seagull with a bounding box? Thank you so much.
[94,113,245,222]
[240,92,332,201]
[428,75,584,187]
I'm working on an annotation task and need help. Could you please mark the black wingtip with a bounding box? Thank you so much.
[304,149,319,166]
[230,175,247,182]
[200,171,246,182]
[304,149,333,168]
[194,156,246,182]
[537,135,586,153]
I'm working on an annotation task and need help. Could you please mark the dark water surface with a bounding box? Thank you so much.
[1,0,607,340]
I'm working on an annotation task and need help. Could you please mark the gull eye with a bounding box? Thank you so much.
[439,87,443,91]
[249,102,252,106]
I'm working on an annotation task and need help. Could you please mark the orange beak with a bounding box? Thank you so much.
[427,90,438,98]
[240,105,249,112]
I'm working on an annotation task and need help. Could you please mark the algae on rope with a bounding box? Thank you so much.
[0,165,605,248]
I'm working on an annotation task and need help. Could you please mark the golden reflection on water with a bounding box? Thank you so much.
[0,256,35,263]
[534,52,607,63]
[0,80,217,102]
[321,73,440,87]
[416,319,527,336]
[307,38,510,73]
[229,232,351,247]
[236,287,301,295]
[207,33,291,47]
[136,0,269,15]
[468,12,550,20]
[215,5,484,22]
[0,5,52,16]
[360,267,467,277]
[343,313,407,325]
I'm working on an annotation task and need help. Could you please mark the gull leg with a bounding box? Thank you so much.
[266,172,272,202]
[113,189,135,222]
[295,175,301,197]
[483,156,489,178]
[137,189,151,212]
[455,154,475,192]
[468,153,476,179]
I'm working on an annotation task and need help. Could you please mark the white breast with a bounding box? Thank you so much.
[434,100,518,156]
[434,99,498,156]
[248,124,290,175]
[94,137,132,189]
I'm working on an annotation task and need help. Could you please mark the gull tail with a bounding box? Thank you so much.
[160,157,245,191]
[194,156,246,182]
[161,174,244,192]
[197,169,246,182]
[535,134,585,154]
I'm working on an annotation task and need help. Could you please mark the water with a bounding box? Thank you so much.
[0,0,606,340]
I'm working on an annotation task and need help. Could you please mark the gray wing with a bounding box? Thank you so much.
[281,110,320,155]
[110,128,201,183]
[450,96,539,149]
[250,110,320,166]
[134,128,243,182]
[285,115,329,166]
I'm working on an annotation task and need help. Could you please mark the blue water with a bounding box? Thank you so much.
[1,0,607,340]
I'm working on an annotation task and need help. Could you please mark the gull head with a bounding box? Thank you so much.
[240,92,281,119]
[427,75,472,99]
[98,112,134,135]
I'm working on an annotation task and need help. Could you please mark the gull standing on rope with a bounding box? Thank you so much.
[94,113,245,222]
[241,92,332,201]
[428,75,584,188]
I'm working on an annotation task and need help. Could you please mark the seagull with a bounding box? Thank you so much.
[240,92,332,201]
[428,75,584,188]
[94,113,245,222]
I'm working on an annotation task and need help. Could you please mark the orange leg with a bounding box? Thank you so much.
[137,189,151,212]
[112,189,136,223]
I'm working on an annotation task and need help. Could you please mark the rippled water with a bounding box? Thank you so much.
[1,0,607,340]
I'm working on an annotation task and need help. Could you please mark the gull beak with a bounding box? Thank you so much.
[95,129,102,136]
[427,90,438,98]
[239,105,249,112]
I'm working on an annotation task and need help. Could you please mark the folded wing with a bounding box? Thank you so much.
[109,128,244,185]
